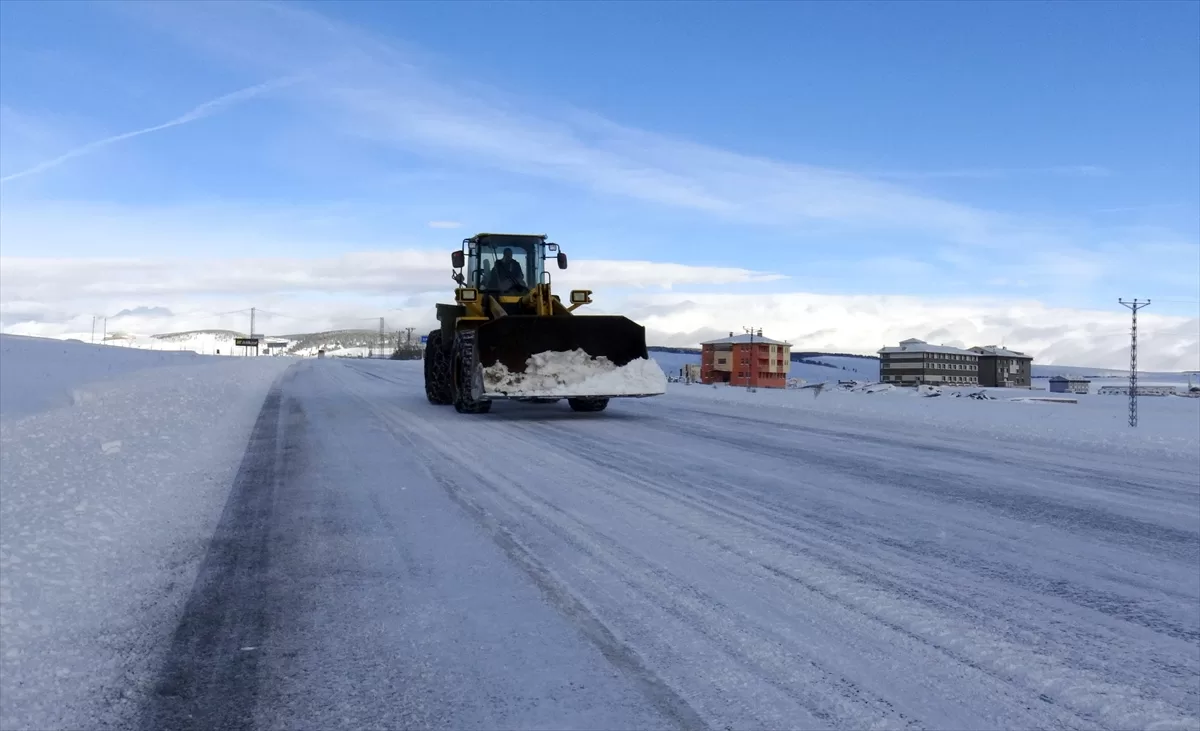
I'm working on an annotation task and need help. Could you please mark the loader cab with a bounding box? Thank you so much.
[459,233,565,296]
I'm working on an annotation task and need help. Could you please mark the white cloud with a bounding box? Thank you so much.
[0,251,782,302]
[2,253,1196,371]
[427,220,461,229]
[616,292,1199,372]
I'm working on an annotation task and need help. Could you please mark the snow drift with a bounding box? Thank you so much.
[0,335,212,421]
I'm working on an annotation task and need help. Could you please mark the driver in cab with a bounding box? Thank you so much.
[486,247,527,292]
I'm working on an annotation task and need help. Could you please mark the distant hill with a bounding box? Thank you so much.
[153,329,244,341]
[280,329,387,355]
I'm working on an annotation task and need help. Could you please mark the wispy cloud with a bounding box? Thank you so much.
[104,2,1073,250]
[867,165,1112,180]
[427,220,462,229]
[0,76,299,184]
[72,1,1196,276]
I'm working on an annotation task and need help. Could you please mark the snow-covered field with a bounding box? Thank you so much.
[2,335,1198,730]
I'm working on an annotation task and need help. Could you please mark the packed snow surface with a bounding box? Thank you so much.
[483,349,667,397]
[3,338,1198,730]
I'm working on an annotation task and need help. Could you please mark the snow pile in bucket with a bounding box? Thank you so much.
[483,349,667,397]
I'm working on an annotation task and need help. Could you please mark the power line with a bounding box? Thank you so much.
[1118,298,1150,428]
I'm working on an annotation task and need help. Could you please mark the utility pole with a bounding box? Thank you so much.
[1119,299,1150,427]
[91,316,97,344]
[101,316,107,345]
[379,317,386,359]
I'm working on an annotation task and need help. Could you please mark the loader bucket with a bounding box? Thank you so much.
[473,315,665,400]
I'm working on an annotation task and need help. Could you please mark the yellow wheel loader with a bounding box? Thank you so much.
[423,233,666,414]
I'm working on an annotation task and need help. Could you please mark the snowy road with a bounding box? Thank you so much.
[142,358,1200,731]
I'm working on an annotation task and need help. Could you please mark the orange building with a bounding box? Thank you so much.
[700,332,792,388]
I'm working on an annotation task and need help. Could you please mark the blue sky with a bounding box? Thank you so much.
[1,0,1197,368]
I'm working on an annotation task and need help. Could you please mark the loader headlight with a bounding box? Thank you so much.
[458,287,479,302]
[570,289,592,304]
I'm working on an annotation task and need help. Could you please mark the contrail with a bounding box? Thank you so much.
[0,75,302,184]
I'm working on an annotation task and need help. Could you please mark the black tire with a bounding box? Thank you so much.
[424,330,453,405]
[452,331,492,414]
[568,397,609,412]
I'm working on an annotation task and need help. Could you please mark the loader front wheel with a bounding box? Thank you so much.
[452,332,492,414]
[424,330,453,405]
[568,397,609,413]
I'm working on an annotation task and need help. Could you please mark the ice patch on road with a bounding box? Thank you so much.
[483,349,667,397]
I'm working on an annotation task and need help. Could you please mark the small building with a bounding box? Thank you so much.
[1097,384,1177,396]
[877,338,980,387]
[969,345,1034,388]
[1048,375,1090,394]
[700,331,792,388]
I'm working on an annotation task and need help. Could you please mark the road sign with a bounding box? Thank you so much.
[235,337,259,347]
[420,335,428,344]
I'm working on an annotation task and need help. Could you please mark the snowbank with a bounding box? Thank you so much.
[484,349,667,397]
[0,336,292,730]
[0,334,215,421]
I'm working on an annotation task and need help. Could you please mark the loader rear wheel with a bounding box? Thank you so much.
[568,397,609,413]
[452,331,492,414]
[424,330,452,405]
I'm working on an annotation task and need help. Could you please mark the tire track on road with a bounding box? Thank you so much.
[139,365,305,731]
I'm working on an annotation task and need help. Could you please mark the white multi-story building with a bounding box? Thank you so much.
[877,338,980,386]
